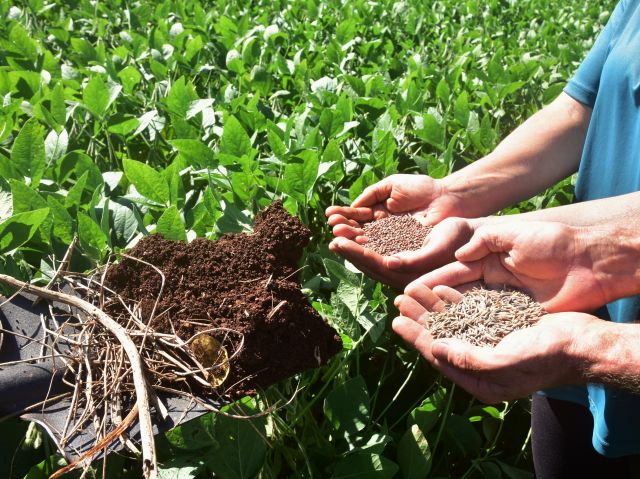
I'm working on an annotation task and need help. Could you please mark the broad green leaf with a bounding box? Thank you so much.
[165,414,216,450]
[10,118,46,186]
[418,113,445,150]
[443,414,482,457]
[398,424,432,479]
[206,412,267,479]
[0,208,50,255]
[83,76,121,118]
[78,212,108,259]
[10,179,47,213]
[44,128,68,163]
[220,116,252,158]
[171,139,215,168]
[334,453,399,479]
[64,171,89,209]
[283,150,319,203]
[51,82,67,126]
[454,92,470,128]
[123,159,169,204]
[324,375,370,434]
[167,77,198,118]
[436,78,451,105]
[410,387,447,434]
[156,206,187,241]
[47,196,74,244]
[497,461,534,479]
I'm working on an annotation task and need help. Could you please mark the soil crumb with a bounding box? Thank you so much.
[427,287,545,347]
[103,201,342,397]
[363,215,432,256]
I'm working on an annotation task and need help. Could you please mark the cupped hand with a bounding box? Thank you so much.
[409,221,610,312]
[326,174,459,241]
[392,283,600,403]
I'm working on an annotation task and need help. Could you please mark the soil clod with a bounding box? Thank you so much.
[103,201,342,397]
[427,287,546,347]
[362,215,432,256]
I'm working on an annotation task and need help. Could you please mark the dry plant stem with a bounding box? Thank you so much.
[49,404,139,479]
[0,275,158,479]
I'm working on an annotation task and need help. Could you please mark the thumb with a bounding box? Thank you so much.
[431,338,483,372]
[456,226,513,262]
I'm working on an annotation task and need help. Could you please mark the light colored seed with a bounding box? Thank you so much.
[426,287,545,347]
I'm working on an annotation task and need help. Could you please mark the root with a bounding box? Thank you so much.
[0,274,158,479]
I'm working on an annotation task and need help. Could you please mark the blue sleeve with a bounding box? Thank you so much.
[564,1,628,107]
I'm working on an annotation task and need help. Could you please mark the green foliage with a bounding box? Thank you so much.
[0,0,613,477]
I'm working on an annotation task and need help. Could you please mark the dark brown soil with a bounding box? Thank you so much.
[362,215,432,256]
[103,201,342,397]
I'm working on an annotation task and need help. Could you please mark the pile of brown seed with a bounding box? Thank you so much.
[362,215,432,256]
[427,287,546,347]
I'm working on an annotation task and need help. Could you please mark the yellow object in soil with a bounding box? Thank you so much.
[191,334,230,387]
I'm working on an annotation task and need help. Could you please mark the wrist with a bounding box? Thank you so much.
[573,224,640,302]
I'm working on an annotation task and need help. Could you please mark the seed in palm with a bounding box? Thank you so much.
[362,215,432,256]
[427,287,546,347]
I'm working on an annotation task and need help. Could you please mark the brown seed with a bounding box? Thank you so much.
[362,215,432,256]
[426,287,546,347]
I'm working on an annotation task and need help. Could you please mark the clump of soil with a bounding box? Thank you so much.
[362,215,432,256]
[103,201,342,397]
[427,287,546,347]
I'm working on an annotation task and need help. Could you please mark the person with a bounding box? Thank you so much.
[326,0,640,476]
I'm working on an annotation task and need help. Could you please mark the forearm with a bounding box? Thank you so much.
[441,93,591,217]
[576,321,640,394]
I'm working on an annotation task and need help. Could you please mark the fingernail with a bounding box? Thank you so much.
[393,295,404,307]
[431,340,449,358]
[387,256,401,269]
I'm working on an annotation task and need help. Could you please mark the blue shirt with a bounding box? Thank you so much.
[556,0,640,458]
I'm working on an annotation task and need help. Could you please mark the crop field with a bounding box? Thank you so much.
[0,0,614,478]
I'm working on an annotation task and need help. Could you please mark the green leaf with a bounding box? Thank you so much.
[334,453,399,479]
[220,116,252,158]
[64,171,89,209]
[167,77,198,119]
[283,150,319,203]
[165,414,216,451]
[410,387,446,434]
[398,424,432,479]
[83,76,121,118]
[0,208,50,255]
[443,414,482,457]
[123,159,169,204]
[10,179,47,213]
[51,82,67,126]
[47,196,74,244]
[436,79,451,105]
[78,212,108,259]
[454,92,470,128]
[418,114,445,150]
[156,206,187,241]
[10,118,46,186]
[171,139,215,168]
[207,412,267,479]
[324,375,370,434]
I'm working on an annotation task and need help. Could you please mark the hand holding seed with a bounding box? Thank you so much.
[411,221,613,312]
[393,285,601,403]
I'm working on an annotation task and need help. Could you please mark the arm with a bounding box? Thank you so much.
[440,92,591,217]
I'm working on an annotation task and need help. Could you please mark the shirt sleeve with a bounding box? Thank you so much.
[564,1,628,107]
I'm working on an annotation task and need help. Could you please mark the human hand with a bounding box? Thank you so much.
[393,310,599,403]
[326,174,471,288]
[409,221,611,312]
[326,217,478,289]
[326,174,459,237]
